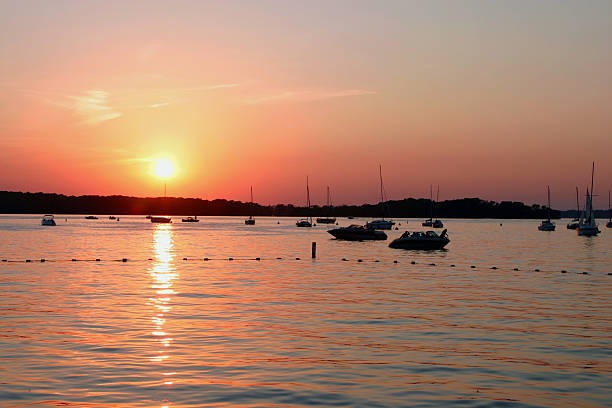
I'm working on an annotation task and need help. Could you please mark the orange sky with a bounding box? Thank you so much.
[1,1,611,209]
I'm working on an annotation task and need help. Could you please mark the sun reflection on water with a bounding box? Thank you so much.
[148,224,177,379]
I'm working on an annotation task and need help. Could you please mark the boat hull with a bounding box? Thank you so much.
[328,228,387,241]
[389,238,449,250]
[577,226,600,236]
[366,220,395,230]
[566,222,579,230]
[245,219,255,225]
[316,218,336,224]
[151,217,172,223]
[607,221,612,228]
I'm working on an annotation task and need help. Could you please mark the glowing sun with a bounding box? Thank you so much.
[154,158,174,178]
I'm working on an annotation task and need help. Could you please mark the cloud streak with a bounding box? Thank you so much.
[244,88,376,105]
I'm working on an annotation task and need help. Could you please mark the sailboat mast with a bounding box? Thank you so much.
[576,186,580,215]
[547,185,551,222]
[430,185,433,219]
[306,176,311,222]
[250,186,253,203]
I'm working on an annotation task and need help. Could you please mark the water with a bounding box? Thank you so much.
[1,215,610,407]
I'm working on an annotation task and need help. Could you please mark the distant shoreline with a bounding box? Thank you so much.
[0,190,588,219]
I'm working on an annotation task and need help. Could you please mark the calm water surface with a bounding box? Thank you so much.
[0,216,610,407]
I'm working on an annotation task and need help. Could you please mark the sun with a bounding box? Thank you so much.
[154,158,174,178]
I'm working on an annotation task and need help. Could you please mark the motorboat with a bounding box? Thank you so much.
[41,215,56,226]
[109,216,116,220]
[182,216,199,223]
[433,219,444,228]
[145,215,152,219]
[577,163,600,236]
[85,215,98,220]
[567,187,580,229]
[389,229,450,250]
[317,186,336,224]
[538,186,555,231]
[151,216,172,223]
[328,224,387,241]
[245,186,256,225]
[347,216,355,219]
[422,218,434,227]
[365,219,395,230]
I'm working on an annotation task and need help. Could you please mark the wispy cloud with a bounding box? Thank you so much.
[244,88,376,105]
[45,89,122,125]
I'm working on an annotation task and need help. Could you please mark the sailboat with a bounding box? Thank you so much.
[566,187,580,230]
[245,186,255,225]
[606,190,611,228]
[296,177,313,227]
[317,186,336,224]
[577,162,600,236]
[538,185,556,231]
[422,185,443,228]
[366,166,395,230]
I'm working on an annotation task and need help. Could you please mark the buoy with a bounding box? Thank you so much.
[608,272,612,275]
[491,266,497,270]
[203,258,209,261]
[374,260,380,263]
[357,259,363,262]
[122,258,127,262]
[148,258,152,260]
[276,257,282,260]
[182,257,187,260]
[470,265,476,268]
[561,270,567,273]
[229,257,233,261]
[96,259,101,262]
[342,258,348,261]
[295,257,300,260]
[534,269,540,272]
[513,268,519,271]
[410,261,416,264]
[582,272,588,275]
[393,260,398,264]
[72,259,77,262]
[395,227,399,230]
[255,257,261,261]
[1,259,6,262]
[26,259,31,263]
[40,258,45,262]
[450,264,455,267]
[429,263,436,266]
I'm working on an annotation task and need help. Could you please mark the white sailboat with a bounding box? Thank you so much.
[296,177,313,227]
[577,162,600,236]
[245,186,255,225]
[538,185,555,231]
[366,165,395,230]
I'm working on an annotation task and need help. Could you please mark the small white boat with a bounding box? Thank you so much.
[538,185,556,231]
[577,163,600,236]
[41,215,56,226]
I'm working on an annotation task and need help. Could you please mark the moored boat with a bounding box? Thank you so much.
[367,165,394,229]
[365,219,395,230]
[538,186,555,231]
[245,186,256,225]
[389,229,450,250]
[328,224,387,241]
[41,215,56,226]
[151,216,172,223]
[317,186,336,224]
[606,190,611,229]
[577,163,600,236]
[567,187,580,229]
[85,215,98,220]
[181,216,199,223]
[296,176,313,228]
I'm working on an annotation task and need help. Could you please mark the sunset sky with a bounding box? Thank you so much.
[1,1,611,209]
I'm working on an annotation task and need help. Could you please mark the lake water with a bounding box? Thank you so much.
[0,215,610,407]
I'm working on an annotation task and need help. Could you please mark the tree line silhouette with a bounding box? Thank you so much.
[0,191,566,219]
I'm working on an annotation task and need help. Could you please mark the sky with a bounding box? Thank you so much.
[1,0,611,209]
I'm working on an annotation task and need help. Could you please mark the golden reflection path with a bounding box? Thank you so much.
[148,224,178,406]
